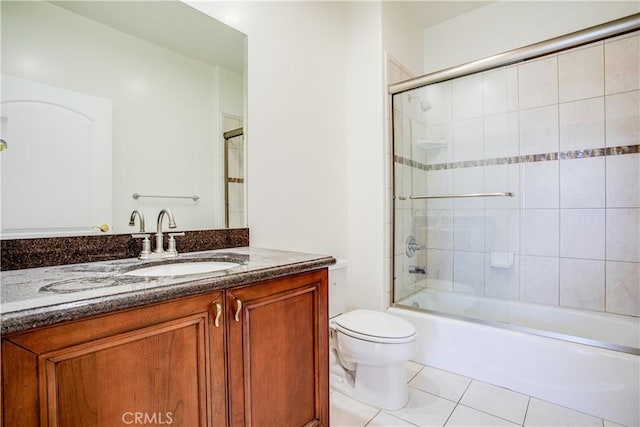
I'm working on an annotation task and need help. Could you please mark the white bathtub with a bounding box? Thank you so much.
[389,289,640,426]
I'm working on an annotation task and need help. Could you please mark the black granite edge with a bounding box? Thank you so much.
[1,256,335,335]
[1,228,250,271]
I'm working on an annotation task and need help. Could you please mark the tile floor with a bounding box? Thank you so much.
[330,361,626,427]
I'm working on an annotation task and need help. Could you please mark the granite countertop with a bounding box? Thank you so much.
[1,247,335,335]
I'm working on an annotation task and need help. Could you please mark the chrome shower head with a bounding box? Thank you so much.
[408,94,431,112]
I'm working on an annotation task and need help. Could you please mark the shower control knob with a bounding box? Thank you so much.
[405,235,425,257]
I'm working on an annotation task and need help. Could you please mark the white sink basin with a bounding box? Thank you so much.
[125,261,239,277]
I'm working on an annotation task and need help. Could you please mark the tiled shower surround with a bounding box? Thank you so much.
[393,30,639,319]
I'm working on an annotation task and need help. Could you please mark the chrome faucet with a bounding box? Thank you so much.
[128,209,146,232]
[151,209,184,258]
[155,209,176,253]
[129,208,184,260]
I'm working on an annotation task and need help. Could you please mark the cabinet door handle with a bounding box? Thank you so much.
[213,301,222,328]
[234,299,242,322]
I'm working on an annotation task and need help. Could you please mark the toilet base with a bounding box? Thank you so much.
[330,361,409,410]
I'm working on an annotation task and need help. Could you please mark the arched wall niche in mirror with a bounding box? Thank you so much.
[0,0,247,240]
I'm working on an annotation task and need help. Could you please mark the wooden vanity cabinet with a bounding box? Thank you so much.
[1,269,328,427]
[227,269,329,426]
[2,289,227,427]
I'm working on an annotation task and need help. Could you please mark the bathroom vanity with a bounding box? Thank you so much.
[1,247,333,427]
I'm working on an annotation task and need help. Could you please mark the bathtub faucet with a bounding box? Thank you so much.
[409,265,427,275]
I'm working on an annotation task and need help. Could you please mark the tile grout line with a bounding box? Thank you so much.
[406,364,424,383]
[458,379,474,403]
[455,401,528,426]
[522,396,531,426]
[454,379,529,425]
[439,378,475,427]
[362,409,382,427]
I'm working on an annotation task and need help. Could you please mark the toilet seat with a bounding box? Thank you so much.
[332,309,417,344]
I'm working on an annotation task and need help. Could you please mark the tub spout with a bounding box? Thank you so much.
[409,265,427,275]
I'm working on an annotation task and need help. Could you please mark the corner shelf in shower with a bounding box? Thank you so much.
[416,139,448,150]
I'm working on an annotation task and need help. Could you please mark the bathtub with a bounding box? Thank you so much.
[389,289,640,426]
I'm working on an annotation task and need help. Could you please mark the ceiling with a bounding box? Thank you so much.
[397,1,493,29]
[51,1,246,73]
[49,1,492,75]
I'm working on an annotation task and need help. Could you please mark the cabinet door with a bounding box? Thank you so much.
[41,314,208,427]
[227,270,329,427]
[3,291,227,427]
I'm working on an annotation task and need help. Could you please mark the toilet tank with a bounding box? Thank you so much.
[329,259,347,318]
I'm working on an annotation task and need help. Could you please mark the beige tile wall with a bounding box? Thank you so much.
[392,30,640,318]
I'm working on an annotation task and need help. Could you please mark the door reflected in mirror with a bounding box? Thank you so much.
[1,0,247,238]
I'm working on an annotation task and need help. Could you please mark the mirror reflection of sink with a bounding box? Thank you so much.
[124,261,240,277]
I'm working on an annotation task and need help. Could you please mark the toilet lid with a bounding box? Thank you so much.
[333,309,417,344]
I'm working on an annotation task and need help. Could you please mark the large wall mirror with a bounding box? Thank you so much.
[0,1,246,238]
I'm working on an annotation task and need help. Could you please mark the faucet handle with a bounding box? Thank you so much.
[167,232,185,253]
[131,233,151,258]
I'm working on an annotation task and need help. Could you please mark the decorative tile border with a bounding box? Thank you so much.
[606,145,640,156]
[394,144,639,172]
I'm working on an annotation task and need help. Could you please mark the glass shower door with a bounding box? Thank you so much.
[392,84,456,306]
[392,72,520,316]
[223,117,245,229]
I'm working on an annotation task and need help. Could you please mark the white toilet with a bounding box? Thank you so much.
[329,260,417,410]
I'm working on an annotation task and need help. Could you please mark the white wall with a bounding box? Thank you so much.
[423,1,640,74]
[193,1,388,311]
[381,2,425,77]
[190,1,349,260]
[346,2,387,311]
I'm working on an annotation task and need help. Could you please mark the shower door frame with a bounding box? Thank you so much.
[223,126,245,229]
[388,12,640,355]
